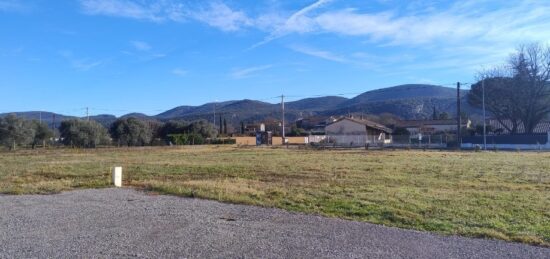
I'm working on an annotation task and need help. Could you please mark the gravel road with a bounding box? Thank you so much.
[0,188,548,258]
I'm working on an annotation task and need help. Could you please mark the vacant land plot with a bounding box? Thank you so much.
[0,146,549,246]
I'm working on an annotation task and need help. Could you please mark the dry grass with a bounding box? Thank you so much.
[1,146,549,246]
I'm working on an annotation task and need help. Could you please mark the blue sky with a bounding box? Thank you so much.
[1,0,549,116]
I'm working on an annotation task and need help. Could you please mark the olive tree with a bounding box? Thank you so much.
[31,121,53,148]
[109,117,153,146]
[0,114,33,150]
[59,119,110,148]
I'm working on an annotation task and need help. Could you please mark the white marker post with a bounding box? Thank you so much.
[112,167,122,187]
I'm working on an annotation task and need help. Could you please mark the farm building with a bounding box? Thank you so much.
[396,119,471,134]
[325,117,393,147]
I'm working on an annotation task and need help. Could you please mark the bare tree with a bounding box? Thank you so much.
[510,43,550,133]
[468,43,550,134]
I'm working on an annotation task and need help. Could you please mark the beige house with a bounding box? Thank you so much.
[325,117,393,146]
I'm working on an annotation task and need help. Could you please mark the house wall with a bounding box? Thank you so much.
[325,120,366,135]
[287,137,308,144]
[327,135,384,147]
[406,124,459,134]
[326,119,391,146]
[308,135,326,143]
[231,136,309,145]
[232,137,256,146]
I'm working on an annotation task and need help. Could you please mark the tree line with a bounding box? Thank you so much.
[0,115,217,150]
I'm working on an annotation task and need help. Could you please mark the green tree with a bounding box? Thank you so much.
[189,119,217,138]
[59,119,110,148]
[0,114,33,150]
[289,125,306,136]
[31,121,53,148]
[158,120,189,140]
[159,119,217,143]
[109,117,153,146]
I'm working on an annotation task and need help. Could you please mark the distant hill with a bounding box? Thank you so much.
[121,113,152,120]
[155,105,196,120]
[2,84,481,128]
[285,96,348,111]
[345,84,465,104]
[155,101,238,120]
[89,114,117,128]
[0,111,73,128]
[333,84,475,120]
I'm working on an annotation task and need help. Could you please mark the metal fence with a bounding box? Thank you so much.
[390,134,456,149]
[323,134,391,147]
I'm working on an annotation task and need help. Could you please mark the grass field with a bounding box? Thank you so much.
[0,146,549,246]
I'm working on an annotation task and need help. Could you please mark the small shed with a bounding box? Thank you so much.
[325,117,393,147]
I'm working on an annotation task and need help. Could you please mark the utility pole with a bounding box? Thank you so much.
[281,95,285,141]
[482,79,487,150]
[52,114,56,142]
[86,107,89,121]
[457,82,462,150]
[219,115,223,135]
[39,111,42,124]
[213,102,216,129]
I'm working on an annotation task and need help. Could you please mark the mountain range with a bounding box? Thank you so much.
[1,84,479,128]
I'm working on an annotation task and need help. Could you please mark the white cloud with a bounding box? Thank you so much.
[0,0,29,12]
[80,0,252,32]
[131,41,151,51]
[78,0,550,70]
[314,1,550,49]
[289,45,347,63]
[59,50,103,71]
[251,0,332,48]
[231,65,273,79]
[191,2,251,32]
[171,68,188,76]
[314,9,484,46]
[72,59,103,71]
[79,0,175,22]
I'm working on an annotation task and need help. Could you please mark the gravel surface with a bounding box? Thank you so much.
[0,188,548,258]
